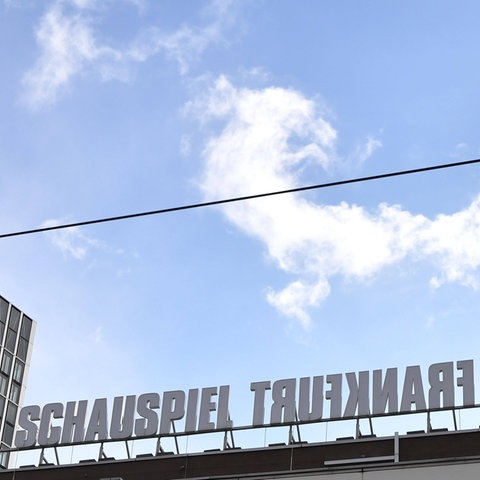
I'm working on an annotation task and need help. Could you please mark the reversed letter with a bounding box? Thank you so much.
[457,360,475,406]
[250,381,271,426]
[298,376,323,421]
[428,362,454,409]
[372,368,398,414]
[325,374,342,419]
[400,366,426,412]
[344,371,370,417]
[270,378,296,424]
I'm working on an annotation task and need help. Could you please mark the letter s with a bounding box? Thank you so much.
[14,405,40,448]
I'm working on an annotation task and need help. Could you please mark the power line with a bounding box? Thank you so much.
[1,157,480,240]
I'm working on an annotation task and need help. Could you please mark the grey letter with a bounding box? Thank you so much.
[198,387,217,431]
[428,362,454,409]
[457,359,475,406]
[298,376,323,421]
[14,405,40,448]
[217,385,233,429]
[270,378,296,424]
[38,403,63,446]
[250,381,271,426]
[61,400,88,444]
[185,389,199,433]
[326,374,342,419]
[110,395,135,439]
[159,390,185,434]
[85,398,109,441]
[135,393,159,437]
[400,366,426,412]
[344,371,369,417]
[373,368,398,414]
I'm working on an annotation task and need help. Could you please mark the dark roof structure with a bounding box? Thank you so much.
[2,428,480,480]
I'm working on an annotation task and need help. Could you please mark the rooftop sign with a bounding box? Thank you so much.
[14,359,475,448]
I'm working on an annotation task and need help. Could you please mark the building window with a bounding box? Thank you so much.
[0,354,12,376]
[4,330,15,354]
[0,298,8,344]
[5,403,16,427]
[17,338,28,362]
[0,298,8,325]
[9,383,20,404]
[7,308,20,333]
[0,375,8,397]
[4,330,16,354]
[2,423,14,445]
[13,361,24,384]
[0,450,9,469]
[20,316,32,342]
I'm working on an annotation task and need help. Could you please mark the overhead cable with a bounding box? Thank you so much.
[1,158,480,240]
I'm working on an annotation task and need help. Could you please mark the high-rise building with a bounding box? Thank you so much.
[0,296,35,468]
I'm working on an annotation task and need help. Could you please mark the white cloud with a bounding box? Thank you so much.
[22,1,122,108]
[41,219,100,259]
[22,0,237,109]
[421,197,480,289]
[127,0,238,73]
[353,136,383,167]
[267,279,330,330]
[193,77,480,328]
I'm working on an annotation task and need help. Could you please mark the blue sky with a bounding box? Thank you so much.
[2,0,480,455]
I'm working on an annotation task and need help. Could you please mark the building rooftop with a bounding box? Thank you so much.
[2,427,480,480]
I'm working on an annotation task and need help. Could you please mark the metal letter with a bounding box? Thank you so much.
[61,400,88,444]
[344,371,370,417]
[159,390,185,434]
[110,396,135,439]
[14,405,40,448]
[373,368,398,414]
[85,398,109,441]
[135,393,159,437]
[298,376,323,421]
[270,378,296,424]
[325,374,342,419]
[428,362,454,409]
[38,403,63,446]
[217,385,233,429]
[185,389,199,433]
[250,381,271,426]
[457,359,475,406]
[198,387,217,431]
[400,365,426,412]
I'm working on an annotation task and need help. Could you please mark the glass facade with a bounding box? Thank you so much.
[0,296,35,469]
